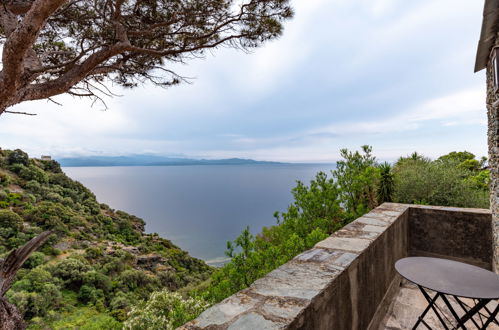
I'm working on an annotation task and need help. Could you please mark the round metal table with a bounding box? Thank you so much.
[395,257,499,329]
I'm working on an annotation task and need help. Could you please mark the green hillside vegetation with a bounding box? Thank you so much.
[0,149,212,329]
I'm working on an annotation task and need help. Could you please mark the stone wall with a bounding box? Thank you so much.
[181,204,492,330]
[486,35,499,272]
[408,206,493,269]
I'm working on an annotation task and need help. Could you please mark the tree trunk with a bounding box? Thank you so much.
[0,231,53,328]
[0,298,24,330]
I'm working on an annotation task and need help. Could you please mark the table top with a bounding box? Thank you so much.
[395,257,499,299]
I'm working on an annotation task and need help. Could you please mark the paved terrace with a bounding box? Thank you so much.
[181,203,493,330]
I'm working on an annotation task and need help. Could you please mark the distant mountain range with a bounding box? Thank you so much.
[57,155,286,167]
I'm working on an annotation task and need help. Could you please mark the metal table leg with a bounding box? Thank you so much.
[414,287,499,329]
[414,286,450,330]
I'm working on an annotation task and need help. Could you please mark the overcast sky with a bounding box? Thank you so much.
[0,0,488,163]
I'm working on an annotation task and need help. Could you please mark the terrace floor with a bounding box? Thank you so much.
[379,280,499,329]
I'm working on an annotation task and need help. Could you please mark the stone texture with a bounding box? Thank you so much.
[186,293,260,328]
[409,207,493,269]
[261,298,308,320]
[315,237,371,252]
[294,248,341,263]
[250,261,339,300]
[227,313,285,330]
[486,43,499,273]
[356,216,391,227]
[363,225,385,233]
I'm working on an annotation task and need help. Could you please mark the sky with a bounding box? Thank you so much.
[0,0,489,163]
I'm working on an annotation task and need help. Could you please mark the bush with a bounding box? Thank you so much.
[7,269,62,319]
[0,172,11,186]
[124,291,209,330]
[8,149,29,166]
[23,252,46,269]
[0,209,23,239]
[333,145,379,218]
[85,246,103,260]
[78,285,104,305]
[27,201,74,231]
[83,271,112,292]
[393,158,489,208]
[41,160,62,173]
[51,258,93,288]
[19,165,49,183]
[119,269,152,290]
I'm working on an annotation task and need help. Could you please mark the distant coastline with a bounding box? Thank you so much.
[58,155,291,167]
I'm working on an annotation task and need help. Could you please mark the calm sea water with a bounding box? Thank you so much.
[63,164,333,265]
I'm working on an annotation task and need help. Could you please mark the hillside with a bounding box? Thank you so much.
[0,149,212,328]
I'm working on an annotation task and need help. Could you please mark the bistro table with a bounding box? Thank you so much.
[395,257,499,330]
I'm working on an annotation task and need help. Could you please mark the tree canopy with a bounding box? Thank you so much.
[0,0,293,115]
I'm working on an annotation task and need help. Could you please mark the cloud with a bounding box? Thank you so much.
[310,88,486,137]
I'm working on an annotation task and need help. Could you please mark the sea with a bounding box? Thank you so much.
[63,164,334,266]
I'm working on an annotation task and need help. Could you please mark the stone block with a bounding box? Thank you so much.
[315,237,371,252]
[249,262,339,300]
[363,225,385,233]
[191,292,260,327]
[322,251,359,271]
[356,216,390,227]
[227,313,285,330]
[294,248,341,263]
[260,297,308,320]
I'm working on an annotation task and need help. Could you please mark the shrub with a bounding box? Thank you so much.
[83,271,112,292]
[23,252,46,269]
[7,271,62,319]
[41,159,62,173]
[19,165,49,183]
[8,149,29,166]
[85,246,103,260]
[0,172,11,186]
[27,201,74,231]
[333,145,379,218]
[393,158,489,208]
[51,258,93,288]
[0,209,23,239]
[78,285,104,305]
[124,291,209,330]
[119,270,152,290]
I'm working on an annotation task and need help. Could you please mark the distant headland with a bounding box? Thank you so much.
[57,155,288,167]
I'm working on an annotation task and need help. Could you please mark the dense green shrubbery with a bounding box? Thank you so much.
[124,290,209,330]
[0,149,212,328]
[393,151,489,208]
[7,149,29,166]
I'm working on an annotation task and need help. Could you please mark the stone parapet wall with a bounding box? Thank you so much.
[181,203,492,330]
[408,205,493,269]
